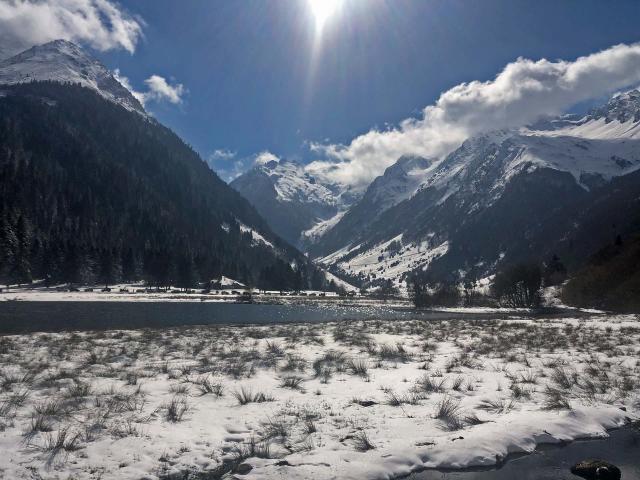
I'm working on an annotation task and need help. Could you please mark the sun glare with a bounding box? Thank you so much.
[308,0,342,31]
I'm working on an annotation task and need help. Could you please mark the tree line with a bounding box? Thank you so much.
[409,254,567,309]
[0,209,321,291]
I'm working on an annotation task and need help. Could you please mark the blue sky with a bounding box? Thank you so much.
[8,0,639,182]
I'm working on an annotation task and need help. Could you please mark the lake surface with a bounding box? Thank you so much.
[0,301,497,333]
[406,426,640,480]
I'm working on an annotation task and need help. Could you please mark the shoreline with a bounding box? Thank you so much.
[401,423,640,479]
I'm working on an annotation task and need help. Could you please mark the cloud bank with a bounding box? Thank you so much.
[308,42,640,189]
[0,0,143,59]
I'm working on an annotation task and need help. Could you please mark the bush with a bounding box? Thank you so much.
[542,254,567,287]
[409,276,460,308]
[492,263,541,308]
[374,279,399,299]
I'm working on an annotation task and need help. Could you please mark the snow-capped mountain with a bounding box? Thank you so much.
[363,155,434,211]
[230,159,359,248]
[315,90,640,289]
[0,39,144,114]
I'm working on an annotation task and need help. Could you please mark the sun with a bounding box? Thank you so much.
[308,0,342,31]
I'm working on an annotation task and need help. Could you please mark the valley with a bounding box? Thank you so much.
[1,4,640,479]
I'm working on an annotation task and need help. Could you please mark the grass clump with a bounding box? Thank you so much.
[165,396,189,422]
[433,395,463,430]
[352,431,375,451]
[347,358,369,378]
[280,375,304,390]
[232,387,275,405]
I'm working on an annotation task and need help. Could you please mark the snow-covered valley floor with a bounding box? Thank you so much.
[0,315,638,479]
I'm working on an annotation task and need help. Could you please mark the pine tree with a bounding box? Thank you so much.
[0,215,17,285]
[98,248,120,288]
[12,215,32,285]
[122,248,140,282]
[176,253,198,290]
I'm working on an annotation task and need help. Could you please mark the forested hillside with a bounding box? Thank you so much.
[0,82,321,290]
[562,234,640,312]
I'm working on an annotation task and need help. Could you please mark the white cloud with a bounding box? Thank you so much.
[144,75,185,104]
[309,42,640,189]
[0,0,144,59]
[254,151,280,166]
[114,69,185,107]
[209,149,237,161]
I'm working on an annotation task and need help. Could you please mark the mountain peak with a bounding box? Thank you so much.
[589,88,640,123]
[33,39,84,54]
[0,39,145,114]
[386,155,432,175]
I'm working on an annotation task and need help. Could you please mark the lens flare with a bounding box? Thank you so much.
[308,0,342,31]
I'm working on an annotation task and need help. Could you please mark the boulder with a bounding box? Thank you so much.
[571,459,621,480]
[235,463,253,475]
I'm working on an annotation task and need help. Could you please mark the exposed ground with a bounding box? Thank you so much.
[0,315,638,479]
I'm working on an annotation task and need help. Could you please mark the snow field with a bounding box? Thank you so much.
[0,315,638,479]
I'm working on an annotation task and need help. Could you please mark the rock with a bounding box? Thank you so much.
[571,459,621,480]
[235,463,253,475]
[354,399,377,407]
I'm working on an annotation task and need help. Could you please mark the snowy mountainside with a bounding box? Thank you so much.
[301,210,346,245]
[231,159,359,248]
[364,155,434,211]
[238,222,276,250]
[307,154,433,259]
[315,90,640,288]
[0,39,145,114]
[317,234,449,292]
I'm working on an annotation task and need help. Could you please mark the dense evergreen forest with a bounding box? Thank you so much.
[562,234,640,313]
[0,82,324,290]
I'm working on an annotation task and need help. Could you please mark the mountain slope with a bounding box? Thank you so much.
[231,159,358,248]
[0,39,144,114]
[0,80,317,290]
[562,233,640,313]
[308,155,432,257]
[315,91,640,288]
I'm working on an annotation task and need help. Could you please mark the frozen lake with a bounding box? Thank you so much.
[0,300,502,333]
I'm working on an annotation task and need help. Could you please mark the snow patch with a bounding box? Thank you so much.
[302,210,347,242]
[319,235,449,289]
[239,223,275,249]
